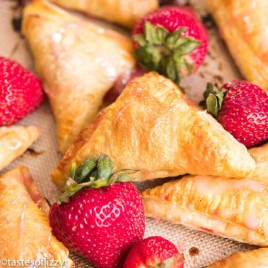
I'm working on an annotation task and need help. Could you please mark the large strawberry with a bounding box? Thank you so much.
[49,155,145,268]
[0,56,44,125]
[132,5,208,84]
[203,80,268,148]
[123,236,184,268]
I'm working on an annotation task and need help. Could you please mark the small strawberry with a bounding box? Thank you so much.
[123,236,184,268]
[132,6,208,84]
[203,81,268,148]
[0,56,45,126]
[49,155,145,268]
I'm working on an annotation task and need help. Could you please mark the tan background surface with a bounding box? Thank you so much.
[0,0,256,267]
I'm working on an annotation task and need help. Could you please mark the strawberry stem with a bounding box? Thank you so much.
[58,155,138,203]
[133,22,201,84]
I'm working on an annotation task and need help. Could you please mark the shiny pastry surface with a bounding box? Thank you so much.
[208,247,268,268]
[0,126,39,171]
[208,0,268,93]
[52,72,255,189]
[22,0,135,153]
[247,143,268,182]
[142,175,268,246]
[51,0,158,28]
[0,167,73,266]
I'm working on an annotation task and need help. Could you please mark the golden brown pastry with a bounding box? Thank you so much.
[142,175,268,246]
[0,126,40,171]
[50,0,158,29]
[208,0,268,93]
[0,167,73,267]
[52,72,255,189]
[208,248,268,268]
[22,0,135,153]
[247,143,268,182]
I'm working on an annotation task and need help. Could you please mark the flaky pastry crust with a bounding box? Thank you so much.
[0,126,39,171]
[142,175,268,246]
[0,167,73,267]
[50,0,158,29]
[208,247,268,268]
[208,0,268,92]
[52,72,255,189]
[22,1,135,153]
[247,143,268,183]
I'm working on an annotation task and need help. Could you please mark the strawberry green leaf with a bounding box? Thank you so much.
[74,156,98,183]
[133,22,201,84]
[206,94,219,117]
[69,163,76,180]
[166,59,179,84]
[59,155,139,203]
[133,34,147,47]
[109,169,138,184]
[97,154,114,181]
[176,39,201,56]
[203,83,226,118]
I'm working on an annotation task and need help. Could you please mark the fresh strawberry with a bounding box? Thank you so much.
[0,56,44,125]
[103,68,146,105]
[204,81,268,148]
[123,236,184,268]
[132,6,208,84]
[49,155,145,268]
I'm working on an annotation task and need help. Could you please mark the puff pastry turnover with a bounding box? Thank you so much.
[22,0,135,153]
[0,126,39,171]
[52,72,255,189]
[50,0,158,29]
[142,175,268,246]
[208,248,268,268]
[208,0,268,93]
[0,167,73,267]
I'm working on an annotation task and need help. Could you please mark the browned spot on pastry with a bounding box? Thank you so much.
[25,148,44,157]
[189,247,200,256]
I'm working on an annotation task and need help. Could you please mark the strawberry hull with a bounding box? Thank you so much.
[132,5,208,83]
[50,182,145,268]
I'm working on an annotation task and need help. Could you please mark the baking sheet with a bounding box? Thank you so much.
[0,0,256,267]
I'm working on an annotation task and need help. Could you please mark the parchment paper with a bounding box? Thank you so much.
[0,0,256,267]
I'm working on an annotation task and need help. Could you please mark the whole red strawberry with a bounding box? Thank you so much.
[0,56,44,125]
[132,6,208,84]
[204,81,268,148]
[123,236,184,268]
[49,155,145,268]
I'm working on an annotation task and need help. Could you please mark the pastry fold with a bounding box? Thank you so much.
[208,248,268,268]
[0,126,40,171]
[52,72,255,189]
[0,167,73,267]
[50,0,158,29]
[247,143,268,183]
[22,0,135,153]
[208,0,268,93]
[142,175,268,246]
